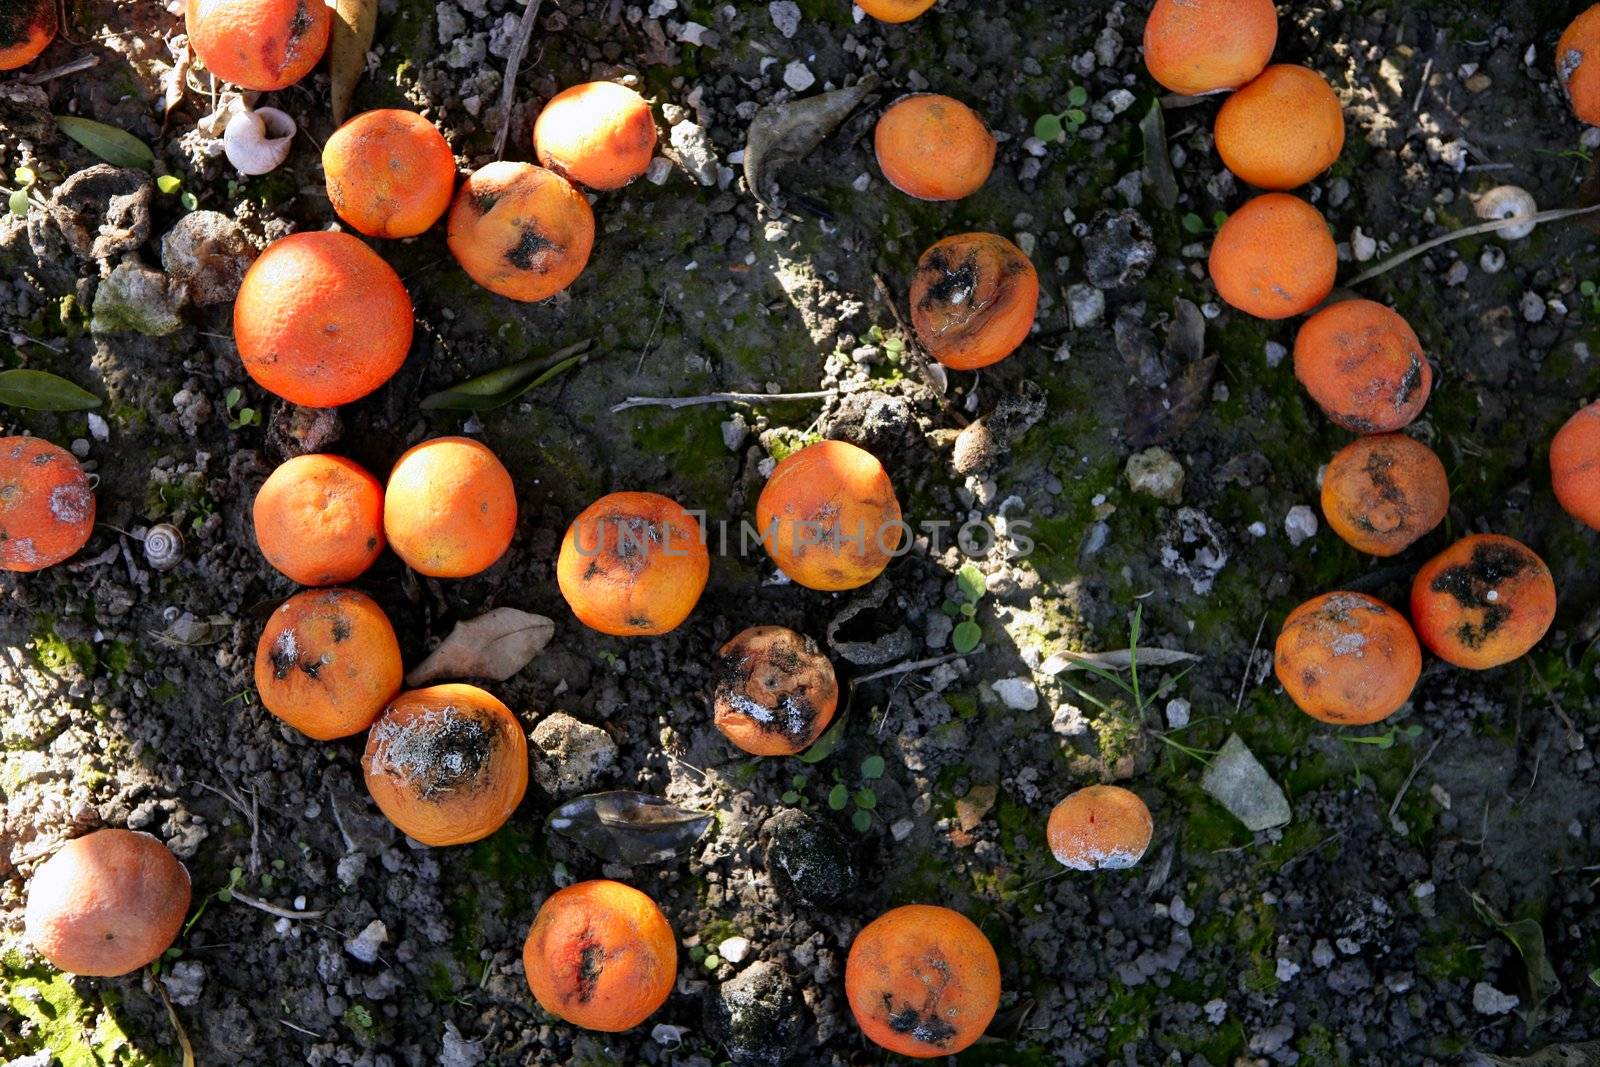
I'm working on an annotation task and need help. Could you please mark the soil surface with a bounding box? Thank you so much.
[3,1,1600,1065]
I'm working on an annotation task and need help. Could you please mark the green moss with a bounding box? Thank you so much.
[1,951,165,1066]
[30,618,95,676]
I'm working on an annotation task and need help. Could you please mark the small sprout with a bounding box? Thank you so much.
[860,755,885,780]
[1033,87,1092,143]
[156,174,183,195]
[854,788,877,811]
[951,561,987,653]
[827,783,849,810]
[223,386,260,430]
[851,808,873,833]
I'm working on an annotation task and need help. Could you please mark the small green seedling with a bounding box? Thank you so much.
[7,166,37,216]
[825,755,885,832]
[224,386,260,430]
[1034,86,1090,142]
[943,562,987,653]
[1581,280,1600,315]
[1182,210,1231,235]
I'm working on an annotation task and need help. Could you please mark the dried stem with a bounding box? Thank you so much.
[610,390,835,413]
[1348,204,1600,286]
[492,0,546,160]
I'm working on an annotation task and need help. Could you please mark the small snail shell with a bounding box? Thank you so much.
[1474,185,1538,241]
[143,524,185,571]
[223,106,297,176]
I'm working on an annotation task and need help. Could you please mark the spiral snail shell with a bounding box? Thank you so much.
[143,524,185,571]
[1474,185,1538,241]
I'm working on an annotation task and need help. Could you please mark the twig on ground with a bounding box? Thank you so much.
[1387,737,1442,825]
[25,54,98,85]
[492,0,546,159]
[279,1019,323,1038]
[1411,58,1434,114]
[852,652,971,688]
[635,285,671,374]
[1348,204,1600,285]
[229,890,327,921]
[610,390,835,413]
[1235,611,1268,712]
[326,786,357,853]
[196,779,261,873]
[150,968,197,1067]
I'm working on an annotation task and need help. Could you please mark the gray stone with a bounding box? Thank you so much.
[344,919,388,964]
[768,1,801,37]
[992,677,1039,711]
[1067,283,1106,328]
[530,712,618,797]
[1472,982,1519,1015]
[1200,734,1291,831]
[1284,504,1319,547]
[1083,209,1156,289]
[91,261,182,336]
[161,210,257,306]
[671,122,720,186]
[1125,447,1185,503]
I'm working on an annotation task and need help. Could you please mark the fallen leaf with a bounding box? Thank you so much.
[161,42,192,132]
[419,340,590,411]
[55,116,155,170]
[1140,99,1178,212]
[0,369,101,411]
[330,0,378,126]
[744,73,879,209]
[546,791,713,865]
[955,784,998,831]
[406,608,553,685]
[1123,353,1219,448]
[1475,1042,1600,1066]
[1471,892,1561,1026]
[1037,646,1200,677]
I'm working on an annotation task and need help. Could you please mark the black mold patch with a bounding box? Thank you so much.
[916,249,979,313]
[575,937,604,1004]
[1429,541,1531,648]
[506,228,555,271]
[883,996,957,1048]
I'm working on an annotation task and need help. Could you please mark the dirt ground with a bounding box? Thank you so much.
[3,0,1600,1064]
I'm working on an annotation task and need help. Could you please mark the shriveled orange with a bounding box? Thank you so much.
[1274,592,1421,725]
[254,588,403,740]
[874,94,995,202]
[1047,785,1154,871]
[523,880,677,1032]
[1214,65,1344,189]
[1209,193,1336,320]
[756,440,903,591]
[447,162,595,302]
[556,491,708,636]
[253,454,385,586]
[857,0,937,23]
[25,829,190,977]
[1410,535,1556,670]
[0,437,94,573]
[233,231,414,408]
[184,0,330,91]
[712,626,838,756]
[1143,0,1277,96]
[384,436,517,578]
[534,82,658,191]
[910,232,1038,370]
[1321,434,1448,557]
[0,0,55,70]
[845,904,1000,1058]
[1559,6,1600,126]
[324,110,457,239]
[1294,300,1430,433]
[1550,400,1600,530]
[362,683,528,846]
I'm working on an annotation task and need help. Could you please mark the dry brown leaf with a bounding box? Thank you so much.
[956,784,998,832]
[330,0,378,126]
[405,608,554,686]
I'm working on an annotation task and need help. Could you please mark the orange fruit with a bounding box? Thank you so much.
[1274,592,1421,725]
[1550,400,1600,530]
[1558,6,1600,126]
[523,880,677,1032]
[383,436,517,578]
[447,162,595,303]
[254,588,404,740]
[233,231,414,408]
[1321,434,1449,557]
[534,82,658,191]
[712,626,838,756]
[184,0,331,91]
[323,110,457,239]
[756,440,903,591]
[1214,65,1344,189]
[845,904,1000,1058]
[874,94,996,201]
[0,0,56,70]
[1209,193,1336,320]
[25,829,190,977]
[857,0,937,23]
[555,491,708,636]
[909,232,1038,370]
[1046,785,1154,871]
[252,454,385,586]
[1294,300,1430,433]
[362,683,529,846]
[1143,0,1277,96]
[1410,534,1556,670]
[0,437,94,573]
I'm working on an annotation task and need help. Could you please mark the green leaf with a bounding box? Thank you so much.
[827,784,849,810]
[791,773,807,788]
[960,602,976,618]
[13,166,36,186]
[1065,108,1087,126]
[781,790,800,805]
[180,191,198,211]
[941,599,962,616]
[0,369,101,411]
[156,174,183,195]
[224,386,241,408]
[798,704,849,764]
[8,188,29,217]
[956,562,986,602]
[1033,113,1064,142]
[1182,212,1204,234]
[860,755,885,780]
[55,116,156,170]
[952,620,982,654]
[854,788,877,810]
[1067,86,1089,107]
[1212,210,1230,228]
[1590,965,1600,987]
[216,888,232,903]
[420,340,591,411]
[851,808,872,833]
